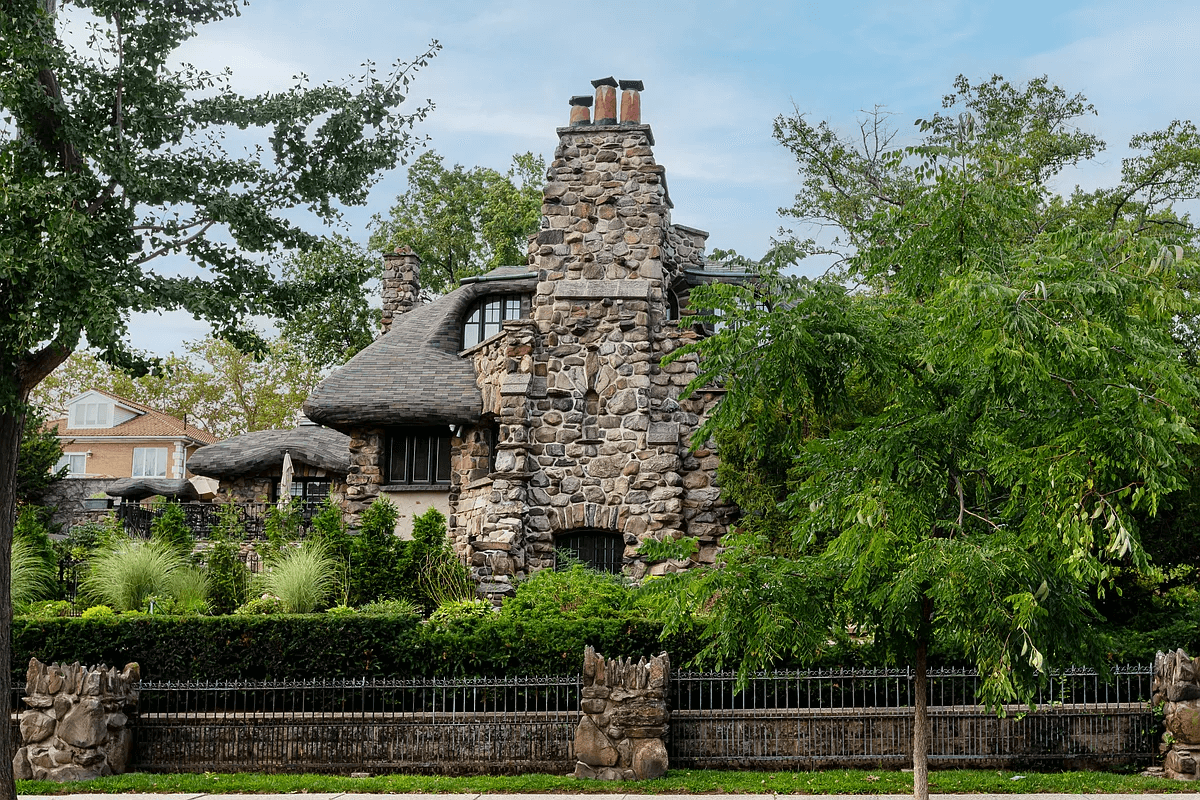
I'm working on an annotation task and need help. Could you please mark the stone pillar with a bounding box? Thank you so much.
[380,246,422,335]
[14,658,140,782]
[1153,648,1200,779]
[573,646,669,781]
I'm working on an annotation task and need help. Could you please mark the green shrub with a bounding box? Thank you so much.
[162,567,210,614]
[80,605,115,620]
[20,600,72,619]
[204,513,250,615]
[82,539,185,612]
[429,598,492,627]
[348,498,400,605]
[326,604,356,616]
[13,613,696,681]
[62,515,125,560]
[261,497,303,561]
[209,501,248,541]
[503,564,633,620]
[256,541,338,613]
[11,537,56,608]
[357,597,421,617]
[234,595,287,615]
[150,501,193,556]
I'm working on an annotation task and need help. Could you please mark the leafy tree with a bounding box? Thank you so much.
[277,235,382,368]
[370,150,545,293]
[669,75,1200,800]
[0,1,436,790]
[32,336,323,438]
[16,407,65,505]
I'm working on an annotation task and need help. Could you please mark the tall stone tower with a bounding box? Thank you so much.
[454,78,736,600]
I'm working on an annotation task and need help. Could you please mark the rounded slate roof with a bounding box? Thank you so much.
[304,274,538,429]
[187,425,351,480]
[106,478,199,501]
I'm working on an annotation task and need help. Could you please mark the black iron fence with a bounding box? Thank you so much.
[116,501,283,540]
[12,664,1157,773]
[670,665,1157,769]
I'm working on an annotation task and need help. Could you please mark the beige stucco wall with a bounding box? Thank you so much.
[380,489,451,540]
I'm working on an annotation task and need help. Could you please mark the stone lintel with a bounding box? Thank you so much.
[647,423,679,446]
[500,374,533,396]
[554,280,653,300]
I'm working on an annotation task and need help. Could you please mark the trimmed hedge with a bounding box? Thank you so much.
[13,614,700,682]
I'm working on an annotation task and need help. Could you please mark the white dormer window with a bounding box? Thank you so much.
[71,401,112,428]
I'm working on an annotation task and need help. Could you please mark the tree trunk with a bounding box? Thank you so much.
[913,598,931,800]
[0,408,24,800]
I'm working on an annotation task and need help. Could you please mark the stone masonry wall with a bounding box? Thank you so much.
[14,658,140,782]
[1153,648,1200,778]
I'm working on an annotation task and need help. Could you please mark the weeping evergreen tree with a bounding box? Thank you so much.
[668,75,1200,800]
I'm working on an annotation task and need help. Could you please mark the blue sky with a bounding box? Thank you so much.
[94,0,1198,354]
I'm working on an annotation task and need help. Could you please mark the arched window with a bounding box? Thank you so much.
[462,294,526,349]
[555,529,624,574]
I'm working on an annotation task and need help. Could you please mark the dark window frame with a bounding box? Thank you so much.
[461,294,527,349]
[387,427,454,486]
[555,529,625,574]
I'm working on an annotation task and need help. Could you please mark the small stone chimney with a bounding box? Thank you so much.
[619,80,643,124]
[569,94,592,126]
[380,246,421,335]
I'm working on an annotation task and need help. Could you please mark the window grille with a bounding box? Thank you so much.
[555,529,624,573]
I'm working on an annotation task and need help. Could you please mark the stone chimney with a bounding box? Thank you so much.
[380,246,421,335]
[569,94,592,126]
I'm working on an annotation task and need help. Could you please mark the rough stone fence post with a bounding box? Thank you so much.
[572,646,669,780]
[13,657,140,782]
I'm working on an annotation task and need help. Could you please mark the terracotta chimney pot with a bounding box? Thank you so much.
[569,94,592,126]
[592,77,618,125]
[619,79,643,125]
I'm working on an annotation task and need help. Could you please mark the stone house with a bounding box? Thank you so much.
[305,79,745,600]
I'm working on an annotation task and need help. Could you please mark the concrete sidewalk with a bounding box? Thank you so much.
[18,794,1200,800]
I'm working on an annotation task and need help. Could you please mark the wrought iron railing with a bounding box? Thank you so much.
[116,500,324,541]
[671,663,1154,711]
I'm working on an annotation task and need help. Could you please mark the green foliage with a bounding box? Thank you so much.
[636,536,699,564]
[256,542,338,614]
[348,498,401,606]
[260,497,303,561]
[670,74,1200,714]
[203,517,250,616]
[14,506,59,599]
[16,406,65,504]
[11,537,56,608]
[308,498,352,602]
[503,565,633,621]
[161,567,210,615]
[369,150,546,293]
[20,599,72,619]
[80,606,115,621]
[325,605,357,616]
[234,596,287,616]
[356,598,421,617]
[276,236,381,368]
[150,502,193,556]
[14,614,695,681]
[60,515,126,562]
[400,506,473,612]
[82,539,185,613]
[208,502,248,543]
[428,598,493,627]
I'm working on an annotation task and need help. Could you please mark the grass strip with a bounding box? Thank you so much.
[15,768,1200,795]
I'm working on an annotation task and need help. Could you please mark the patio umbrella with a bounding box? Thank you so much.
[279,450,294,507]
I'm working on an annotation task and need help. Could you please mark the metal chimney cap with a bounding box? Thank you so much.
[591,76,618,88]
[569,95,593,107]
[618,79,644,91]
